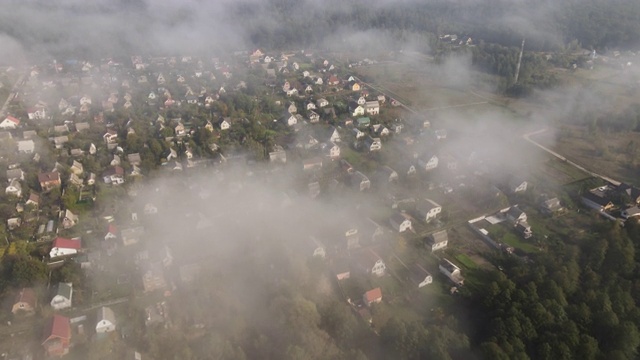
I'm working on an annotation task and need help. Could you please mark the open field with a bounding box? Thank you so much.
[536,125,640,184]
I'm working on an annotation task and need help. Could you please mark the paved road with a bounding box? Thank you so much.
[523,128,621,186]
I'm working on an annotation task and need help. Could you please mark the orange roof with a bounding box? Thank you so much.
[364,287,382,303]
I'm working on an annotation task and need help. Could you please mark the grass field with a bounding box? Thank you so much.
[454,253,478,270]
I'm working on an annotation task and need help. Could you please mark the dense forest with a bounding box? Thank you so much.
[469,219,640,360]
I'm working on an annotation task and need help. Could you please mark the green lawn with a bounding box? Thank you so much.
[501,233,539,253]
[454,253,478,270]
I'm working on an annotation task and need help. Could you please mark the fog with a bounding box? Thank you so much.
[2,0,637,358]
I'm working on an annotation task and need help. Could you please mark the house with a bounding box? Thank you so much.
[12,288,37,316]
[5,179,22,197]
[26,192,40,207]
[50,283,73,310]
[0,115,20,129]
[42,315,71,357]
[96,306,117,334]
[515,221,533,239]
[53,135,69,149]
[357,96,366,106]
[308,237,326,258]
[306,101,316,111]
[509,178,528,193]
[439,259,464,286]
[288,102,298,114]
[324,142,341,160]
[332,257,351,280]
[410,264,433,288]
[354,248,386,277]
[7,217,21,230]
[103,166,125,185]
[17,139,35,153]
[62,209,79,229]
[69,173,84,186]
[427,230,448,252]
[316,98,329,108]
[352,128,365,139]
[327,75,340,86]
[7,168,24,181]
[269,147,287,163]
[418,153,439,171]
[348,82,361,91]
[308,110,320,123]
[541,197,563,214]
[350,104,365,117]
[376,166,398,184]
[363,136,381,152]
[363,287,382,307]
[377,94,386,103]
[142,263,167,292]
[286,88,299,97]
[506,205,527,224]
[121,226,144,246]
[582,189,614,212]
[415,199,442,223]
[434,129,447,140]
[103,129,118,144]
[365,101,380,115]
[50,237,81,259]
[219,118,231,130]
[373,124,390,137]
[70,160,83,175]
[283,114,298,126]
[39,172,61,191]
[389,212,412,233]
[351,171,370,191]
[303,157,323,172]
[616,183,640,204]
[128,153,142,166]
[104,224,118,242]
[621,206,640,219]
[359,218,385,244]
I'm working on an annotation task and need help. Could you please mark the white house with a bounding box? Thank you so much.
[17,140,35,153]
[365,101,380,115]
[220,119,231,130]
[418,154,439,171]
[95,306,117,333]
[351,105,365,117]
[50,282,73,310]
[49,237,81,259]
[410,264,433,288]
[389,212,412,233]
[439,259,464,286]
[5,179,22,197]
[316,98,329,108]
[416,199,442,223]
[427,230,448,252]
[0,116,20,129]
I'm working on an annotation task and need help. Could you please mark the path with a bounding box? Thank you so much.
[0,71,27,118]
[523,128,621,186]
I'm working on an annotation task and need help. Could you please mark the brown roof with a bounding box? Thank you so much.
[38,172,60,183]
[14,287,37,308]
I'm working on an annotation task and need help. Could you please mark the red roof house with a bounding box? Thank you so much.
[50,237,82,259]
[363,287,382,307]
[42,314,71,357]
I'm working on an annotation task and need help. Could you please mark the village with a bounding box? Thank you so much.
[0,47,634,359]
